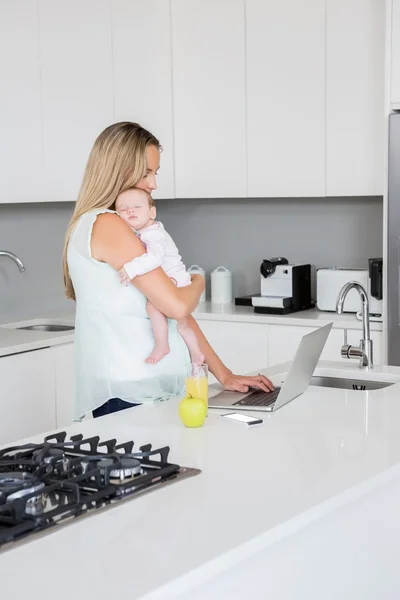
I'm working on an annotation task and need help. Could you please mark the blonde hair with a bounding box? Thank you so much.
[63,122,160,300]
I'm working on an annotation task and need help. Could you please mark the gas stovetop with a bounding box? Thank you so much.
[0,431,200,551]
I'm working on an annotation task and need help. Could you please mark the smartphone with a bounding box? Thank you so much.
[220,412,263,426]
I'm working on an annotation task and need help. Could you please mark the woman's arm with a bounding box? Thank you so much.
[186,316,274,392]
[91,213,204,320]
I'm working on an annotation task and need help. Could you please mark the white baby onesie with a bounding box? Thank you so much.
[123,221,191,288]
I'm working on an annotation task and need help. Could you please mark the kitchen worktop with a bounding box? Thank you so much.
[1,360,400,600]
[0,303,382,357]
[194,302,383,330]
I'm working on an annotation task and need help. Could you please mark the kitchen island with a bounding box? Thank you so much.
[1,360,400,600]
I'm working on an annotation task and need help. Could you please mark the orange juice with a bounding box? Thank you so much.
[185,376,209,409]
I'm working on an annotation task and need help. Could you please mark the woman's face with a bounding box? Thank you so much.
[135,145,160,194]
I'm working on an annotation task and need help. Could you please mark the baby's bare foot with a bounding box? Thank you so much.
[145,344,170,364]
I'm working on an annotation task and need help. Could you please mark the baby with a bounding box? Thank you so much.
[115,188,205,366]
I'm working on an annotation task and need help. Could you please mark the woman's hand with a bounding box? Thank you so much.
[219,370,275,393]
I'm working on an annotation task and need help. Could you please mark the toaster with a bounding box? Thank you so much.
[316,268,370,312]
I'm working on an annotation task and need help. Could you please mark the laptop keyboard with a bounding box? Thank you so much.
[233,387,281,407]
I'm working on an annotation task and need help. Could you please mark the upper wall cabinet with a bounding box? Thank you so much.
[0,0,386,203]
[111,0,175,200]
[0,0,43,203]
[39,0,114,202]
[171,0,247,198]
[326,0,385,196]
[246,0,326,198]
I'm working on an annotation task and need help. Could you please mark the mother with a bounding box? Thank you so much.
[63,122,273,419]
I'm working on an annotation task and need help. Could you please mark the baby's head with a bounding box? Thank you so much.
[115,188,156,231]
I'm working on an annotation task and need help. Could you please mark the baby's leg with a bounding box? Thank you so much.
[177,318,205,365]
[145,300,170,364]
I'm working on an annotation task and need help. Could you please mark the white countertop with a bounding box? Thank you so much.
[0,303,382,357]
[194,302,383,331]
[0,311,75,356]
[1,360,400,600]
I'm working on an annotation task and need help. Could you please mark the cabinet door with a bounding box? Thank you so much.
[246,0,325,197]
[391,0,400,107]
[0,0,43,203]
[197,320,268,383]
[268,325,343,365]
[0,349,56,446]
[39,0,114,201]
[171,0,246,198]
[112,0,174,200]
[54,343,75,428]
[326,0,385,196]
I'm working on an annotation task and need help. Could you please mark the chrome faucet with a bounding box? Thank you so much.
[336,281,373,369]
[0,251,26,273]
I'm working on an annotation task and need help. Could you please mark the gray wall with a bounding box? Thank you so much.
[158,197,383,298]
[0,197,383,320]
[0,202,74,320]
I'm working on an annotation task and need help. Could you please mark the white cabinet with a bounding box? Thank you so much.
[1,1,387,203]
[54,343,75,428]
[326,0,385,196]
[171,0,247,198]
[246,0,325,197]
[0,349,56,446]
[268,325,342,365]
[391,0,400,107]
[39,0,114,201]
[112,0,175,200]
[197,320,268,383]
[268,324,383,366]
[0,0,43,203]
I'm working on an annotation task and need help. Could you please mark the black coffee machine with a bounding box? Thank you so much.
[369,257,383,301]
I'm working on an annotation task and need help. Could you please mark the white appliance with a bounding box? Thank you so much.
[211,266,232,304]
[251,258,313,315]
[316,268,382,318]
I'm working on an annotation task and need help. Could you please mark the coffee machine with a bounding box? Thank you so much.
[251,257,314,315]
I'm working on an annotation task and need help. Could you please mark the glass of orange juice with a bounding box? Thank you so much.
[185,363,209,412]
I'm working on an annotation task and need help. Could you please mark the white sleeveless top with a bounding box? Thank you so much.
[67,209,189,420]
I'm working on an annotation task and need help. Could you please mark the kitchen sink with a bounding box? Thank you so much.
[310,375,394,391]
[16,324,75,332]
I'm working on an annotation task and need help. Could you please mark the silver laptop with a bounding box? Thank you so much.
[209,322,333,412]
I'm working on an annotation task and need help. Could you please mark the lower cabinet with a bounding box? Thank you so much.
[197,320,384,380]
[268,324,383,366]
[53,342,75,428]
[0,348,56,446]
[268,325,342,365]
[197,321,269,383]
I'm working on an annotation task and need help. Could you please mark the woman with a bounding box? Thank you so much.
[63,122,273,419]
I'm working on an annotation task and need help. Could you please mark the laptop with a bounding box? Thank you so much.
[208,322,333,412]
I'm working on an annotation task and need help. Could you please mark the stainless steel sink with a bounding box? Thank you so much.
[17,324,75,332]
[310,375,394,391]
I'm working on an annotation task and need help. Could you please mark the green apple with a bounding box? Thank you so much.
[178,394,207,428]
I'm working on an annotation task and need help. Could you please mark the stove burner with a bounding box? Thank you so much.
[0,473,47,516]
[33,448,65,464]
[0,473,44,500]
[98,457,142,480]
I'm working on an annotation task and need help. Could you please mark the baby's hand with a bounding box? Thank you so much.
[119,267,131,287]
